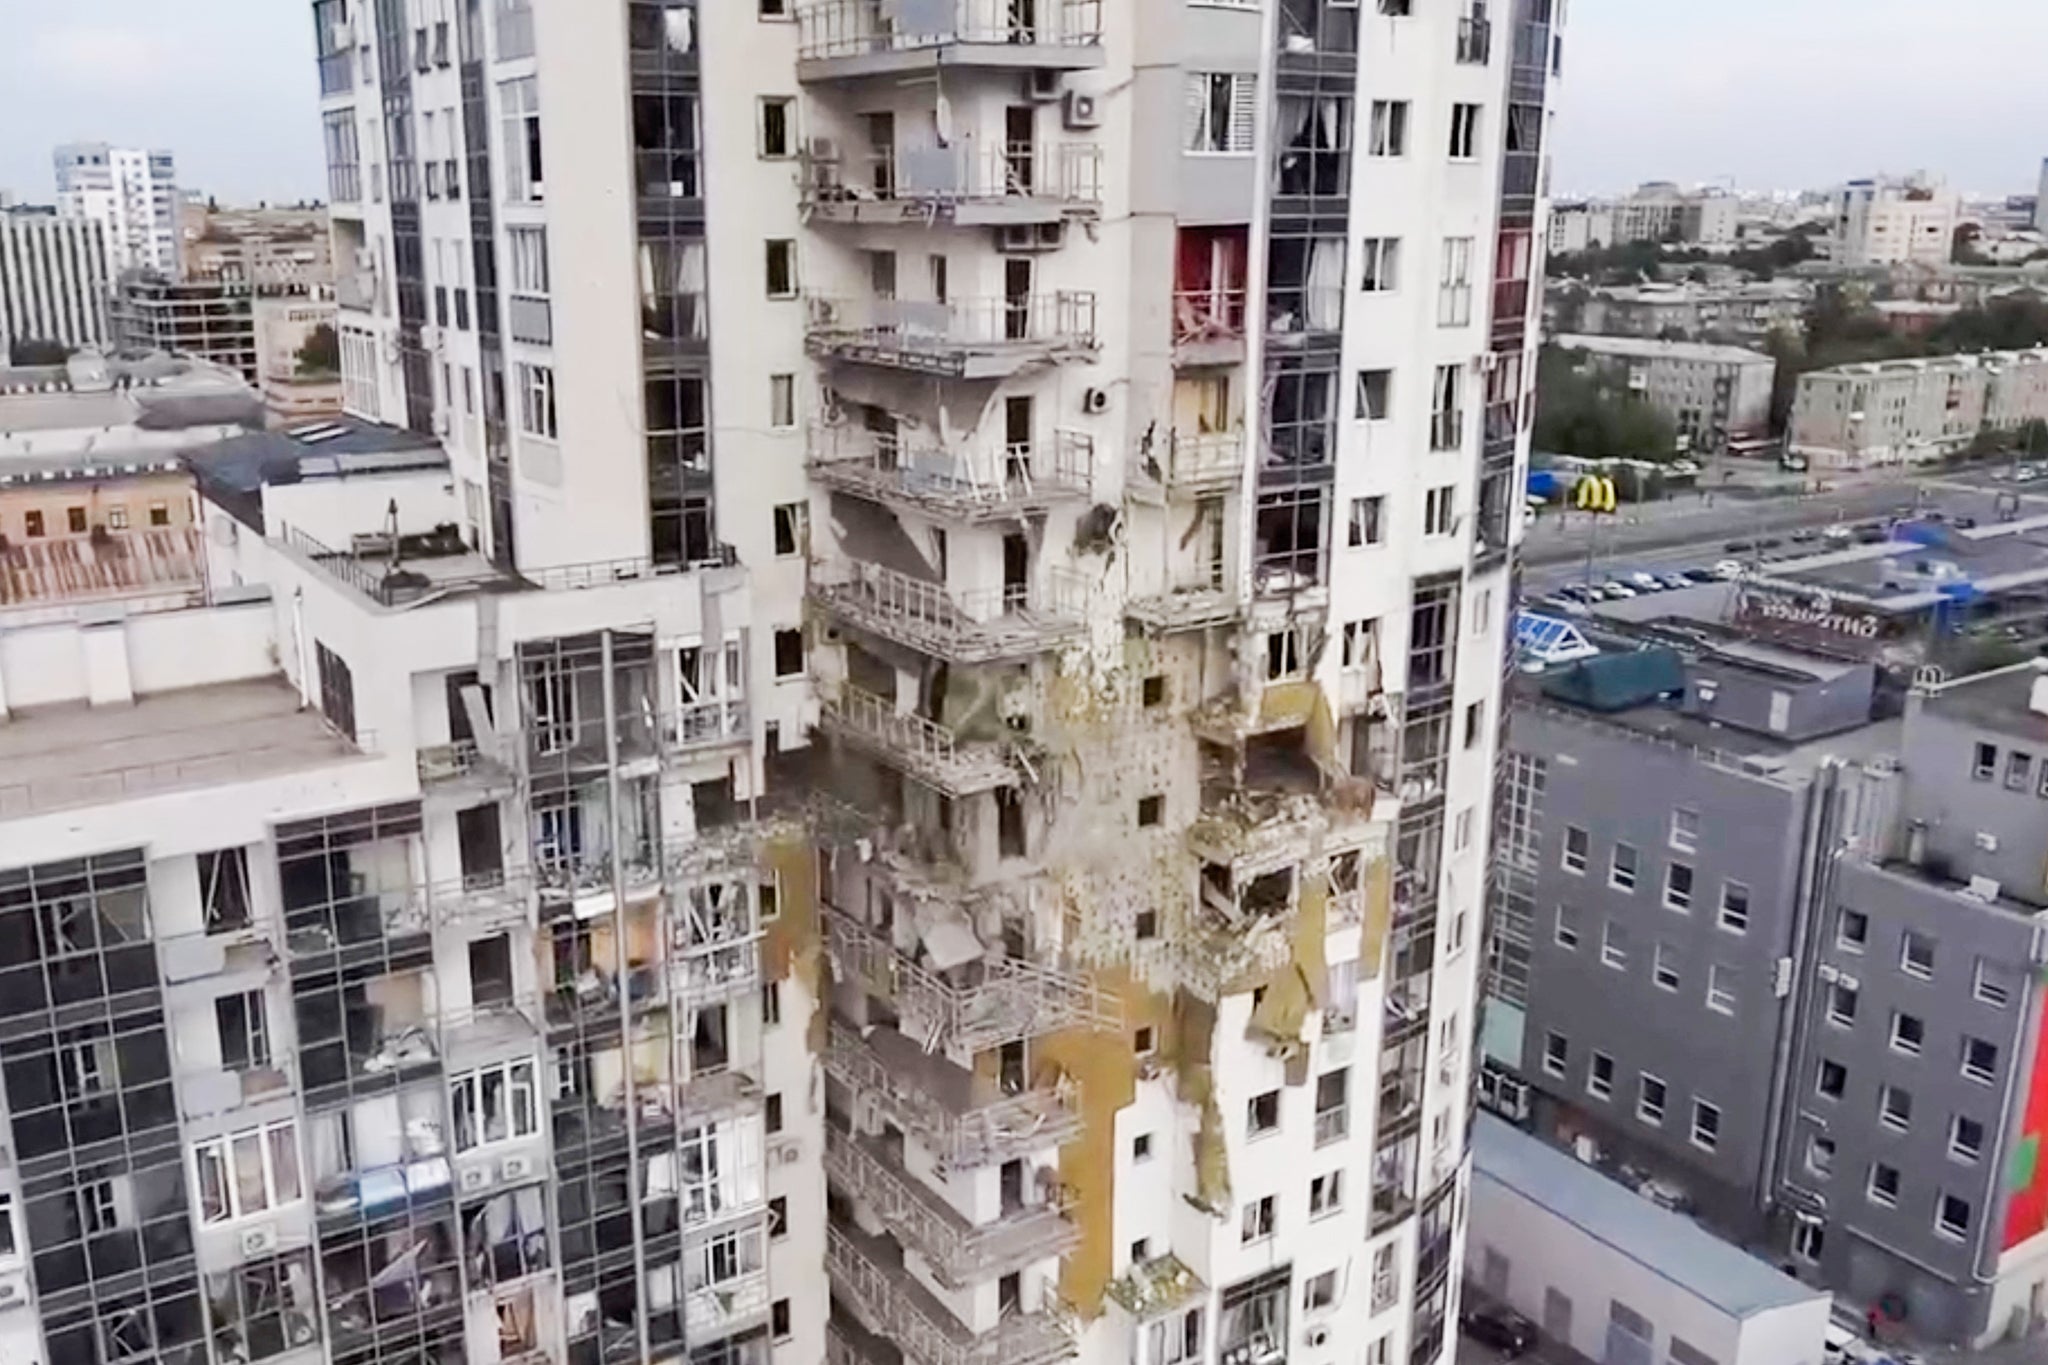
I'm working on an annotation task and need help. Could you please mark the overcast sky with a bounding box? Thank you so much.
[2,0,2045,206]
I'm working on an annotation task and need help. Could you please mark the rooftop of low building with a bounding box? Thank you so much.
[1473,1115,1827,1321]
[1552,332,1775,366]
[0,351,260,438]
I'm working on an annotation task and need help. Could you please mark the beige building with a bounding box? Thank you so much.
[181,202,334,289]
[1553,333,1778,453]
[1574,280,1810,344]
[1788,348,2048,468]
[1829,176,1961,267]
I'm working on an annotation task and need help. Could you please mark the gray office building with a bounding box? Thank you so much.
[1484,631,2048,1349]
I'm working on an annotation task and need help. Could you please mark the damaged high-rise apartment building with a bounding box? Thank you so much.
[0,3,1558,1365]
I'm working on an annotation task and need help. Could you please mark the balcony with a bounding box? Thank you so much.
[805,293,1098,379]
[825,1125,1078,1286]
[827,1224,1078,1365]
[1172,289,1248,366]
[664,699,752,757]
[177,1059,296,1122]
[808,424,1095,523]
[670,882,764,1007]
[415,739,515,792]
[1140,429,1245,495]
[826,1020,1084,1168]
[1125,582,1238,635]
[824,906,1116,1053]
[820,686,1022,797]
[428,874,532,935]
[335,270,382,314]
[803,144,1101,226]
[797,0,1105,81]
[809,562,1089,664]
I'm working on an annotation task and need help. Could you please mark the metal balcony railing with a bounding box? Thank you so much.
[824,906,1116,1053]
[803,144,1102,214]
[808,424,1095,518]
[1172,288,1249,350]
[825,1127,1078,1286]
[826,1226,1078,1365]
[809,561,1090,663]
[805,293,1098,376]
[415,738,513,787]
[666,699,751,753]
[798,0,1104,63]
[820,686,1020,796]
[825,1020,1083,1168]
[426,872,532,931]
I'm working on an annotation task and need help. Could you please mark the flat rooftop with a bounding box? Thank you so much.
[0,675,363,821]
[1757,513,2048,607]
[1553,333,1773,366]
[1921,662,2048,745]
[1513,671,1902,785]
[1473,1114,1826,1321]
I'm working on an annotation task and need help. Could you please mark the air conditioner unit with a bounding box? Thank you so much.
[770,1137,802,1166]
[0,1274,28,1310]
[239,1225,279,1257]
[502,1154,534,1181]
[1966,875,2002,903]
[1303,1327,1330,1349]
[1082,387,1110,415]
[460,1163,493,1192]
[1025,69,1063,102]
[1975,831,1999,852]
[1062,90,1101,131]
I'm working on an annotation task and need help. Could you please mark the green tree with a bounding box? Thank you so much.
[8,337,70,366]
[295,323,340,376]
[1533,346,1679,461]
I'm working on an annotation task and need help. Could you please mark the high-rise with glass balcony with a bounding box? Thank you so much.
[0,4,1559,1365]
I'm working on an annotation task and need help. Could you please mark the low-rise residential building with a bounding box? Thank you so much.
[1789,348,2048,469]
[1574,280,1810,345]
[1551,334,1777,453]
[1485,625,2048,1348]
[1469,1116,1831,1365]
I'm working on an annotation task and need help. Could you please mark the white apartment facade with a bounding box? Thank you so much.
[1789,347,2048,469]
[54,143,180,274]
[0,4,1560,1365]
[0,212,112,356]
[1829,176,1961,268]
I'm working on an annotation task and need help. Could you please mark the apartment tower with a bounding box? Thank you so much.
[0,4,1558,1365]
[53,143,180,275]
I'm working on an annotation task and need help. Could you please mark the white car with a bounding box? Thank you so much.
[1711,559,1746,580]
[1628,571,1663,592]
[1599,580,1638,599]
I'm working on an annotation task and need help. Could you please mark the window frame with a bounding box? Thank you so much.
[192,1120,303,1226]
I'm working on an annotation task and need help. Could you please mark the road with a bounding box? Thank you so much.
[1522,483,1930,573]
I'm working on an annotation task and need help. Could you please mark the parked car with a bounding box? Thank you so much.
[1658,572,1693,590]
[1533,595,1591,617]
[1855,525,1889,544]
[1756,536,1784,550]
[1954,514,1979,529]
[1461,1305,1537,1357]
[1627,571,1663,592]
[1681,567,1718,584]
[1599,580,1639,599]
[1725,539,1755,553]
[1712,559,1746,580]
[1560,583,1603,603]
[1790,528,1820,543]
[1823,524,1854,543]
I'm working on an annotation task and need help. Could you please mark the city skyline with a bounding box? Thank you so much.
[3,0,2048,207]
